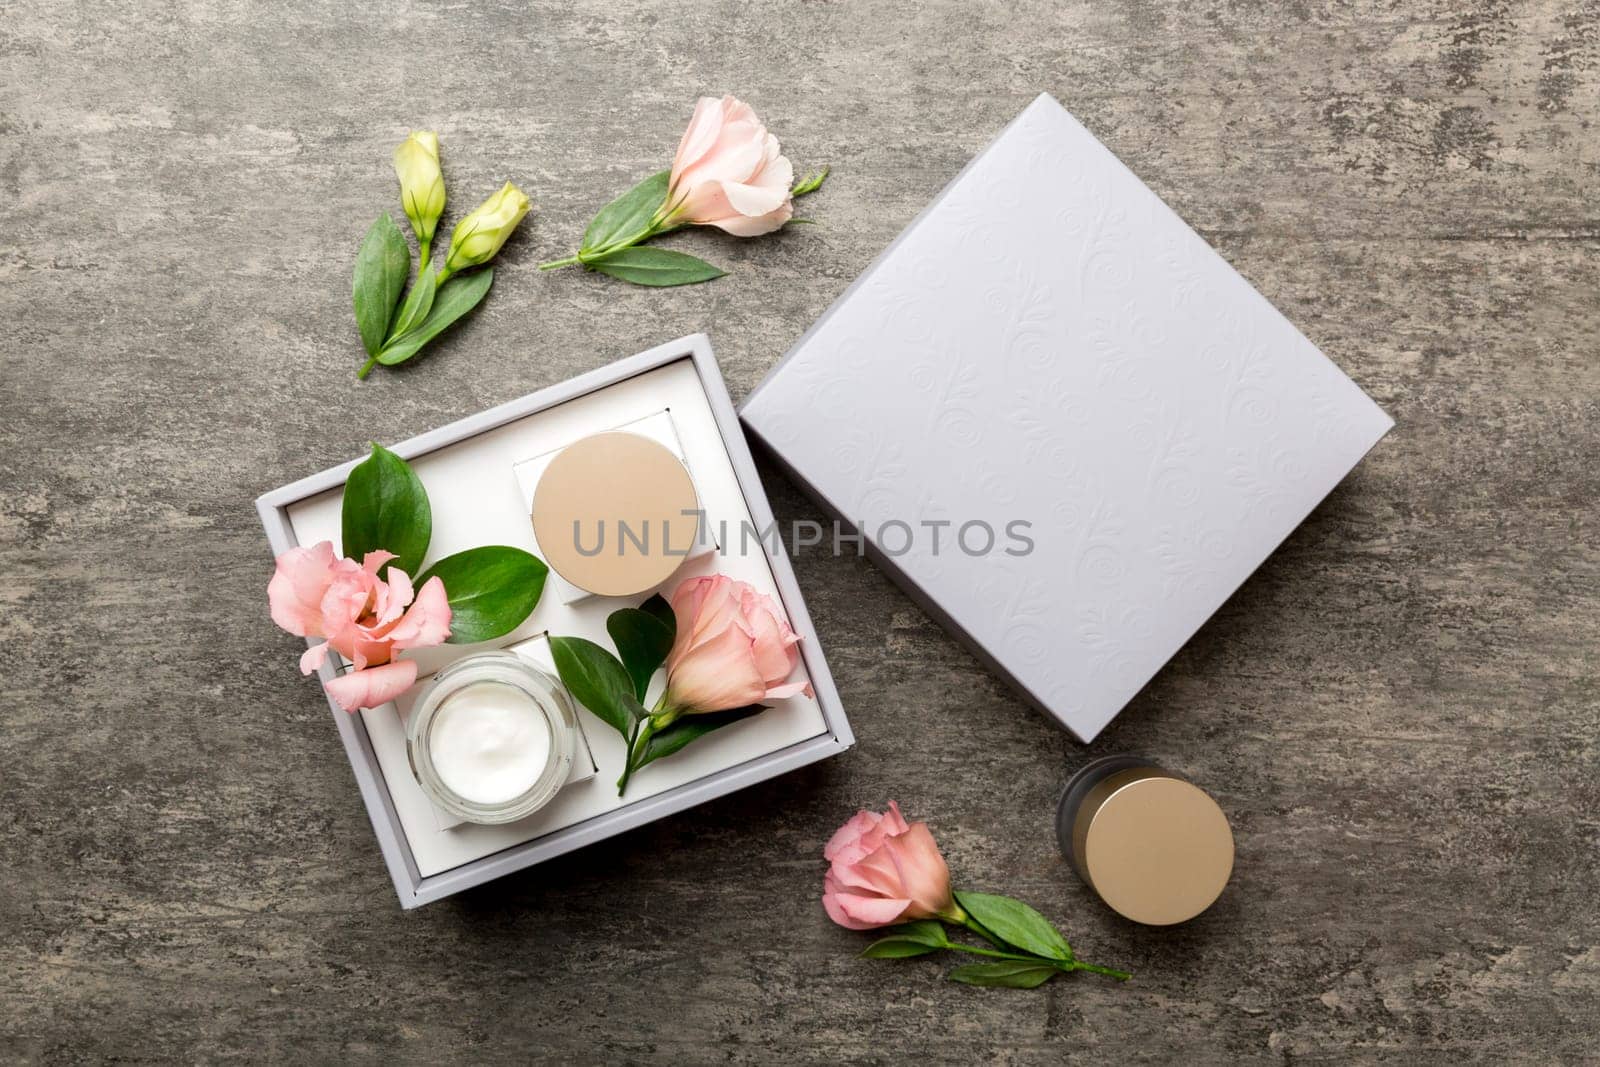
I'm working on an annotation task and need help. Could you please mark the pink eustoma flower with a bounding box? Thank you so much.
[660,95,795,236]
[662,574,812,714]
[823,802,959,930]
[267,541,451,711]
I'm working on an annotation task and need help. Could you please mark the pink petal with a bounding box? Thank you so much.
[718,94,758,128]
[665,622,766,712]
[370,566,416,629]
[883,801,911,835]
[323,660,418,712]
[831,814,895,867]
[324,619,391,671]
[666,574,741,672]
[705,200,792,237]
[721,163,792,218]
[822,871,912,931]
[386,575,452,650]
[834,891,913,929]
[268,541,339,638]
[830,840,907,897]
[360,549,397,576]
[762,680,810,700]
[741,587,800,684]
[824,810,883,861]
[671,97,726,184]
[318,569,372,641]
[881,823,955,920]
[299,641,331,675]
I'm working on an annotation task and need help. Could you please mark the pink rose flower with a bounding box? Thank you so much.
[267,540,451,711]
[663,574,812,713]
[823,802,960,930]
[661,95,795,236]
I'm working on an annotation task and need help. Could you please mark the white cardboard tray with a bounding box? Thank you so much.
[256,335,852,907]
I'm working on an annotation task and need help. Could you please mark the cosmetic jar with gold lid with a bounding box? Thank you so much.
[406,652,577,825]
[531,431,701,597]
[1056,755,1234,926]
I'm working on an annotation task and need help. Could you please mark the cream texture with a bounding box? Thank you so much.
[428,681,552,805]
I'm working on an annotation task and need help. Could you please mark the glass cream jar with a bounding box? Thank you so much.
[406,651,577,824]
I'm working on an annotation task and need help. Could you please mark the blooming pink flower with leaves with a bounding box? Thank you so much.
[821,802,1133,989]
[539,94,826,286]
[268,541,451,711]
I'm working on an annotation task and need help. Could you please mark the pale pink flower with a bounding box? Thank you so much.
[661,95,795,236]
[267,540,451,711]
[663,574,811,713]
[822,802,959,930]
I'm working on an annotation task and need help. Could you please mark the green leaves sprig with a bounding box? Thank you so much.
[351,133,529,379]
[549,596,764,795]
[859,891,1131,989]
[537,166,829,288]
[342,443,546,642]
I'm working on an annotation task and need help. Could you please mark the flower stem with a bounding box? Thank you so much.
[953,916,1131,981]
[616,718,655,795]
[538,255,581,270]
[944,942,1041,964]
[357,355,378,380]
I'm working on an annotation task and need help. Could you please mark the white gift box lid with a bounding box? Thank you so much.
[741,93,1393,743]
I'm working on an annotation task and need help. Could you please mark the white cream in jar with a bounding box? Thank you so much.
[427,681,553,805]
[406,652,576,824]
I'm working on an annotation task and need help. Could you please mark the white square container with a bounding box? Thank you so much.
[257,335,852,907]
[740,93,1393,743]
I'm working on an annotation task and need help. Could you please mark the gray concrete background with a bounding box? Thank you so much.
[4,1,1598,1062]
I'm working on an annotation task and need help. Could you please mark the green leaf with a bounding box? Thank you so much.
[639,592,675,631]
[375,268,495,366]
[892,920,952,947]
[352,214,410,356]
[549,636,639,737]
[415,546,547,644]
[581,170,670,255]
[856,919,958,960]
[636,705,764,768]
[606,606,675,701]
[386,265,438,342]
[947,962,1059,989]
[791,165,829,197]
[341,443,431,579]
[860,939,942,960]
[953,891,1073,962]
[586,246,725,287]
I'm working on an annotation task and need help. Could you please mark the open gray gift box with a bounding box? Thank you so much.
[257,335,853,908]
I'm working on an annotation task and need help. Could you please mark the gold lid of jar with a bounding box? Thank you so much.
[531,432,700,596]
[1062,760,1234,926]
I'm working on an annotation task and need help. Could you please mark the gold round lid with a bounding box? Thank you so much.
[531,432,700,597]
[1082,775,1234,926]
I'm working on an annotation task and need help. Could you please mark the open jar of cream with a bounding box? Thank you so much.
[406,651,577,824]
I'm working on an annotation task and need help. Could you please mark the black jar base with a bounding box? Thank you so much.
[1055,754,1157,877]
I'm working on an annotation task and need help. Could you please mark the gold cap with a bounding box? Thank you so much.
[1074,768,1233,926]
[531,432,700,596]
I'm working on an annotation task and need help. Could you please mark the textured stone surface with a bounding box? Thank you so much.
[3,0,1598,1062]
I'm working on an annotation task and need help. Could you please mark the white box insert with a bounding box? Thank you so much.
[258,337,851,906]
